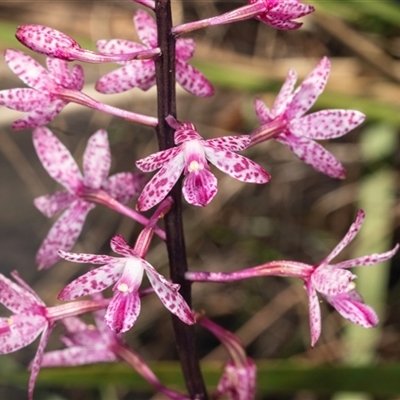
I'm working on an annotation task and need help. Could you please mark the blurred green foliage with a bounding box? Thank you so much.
[3,361,400,397]
[312,0,400,32]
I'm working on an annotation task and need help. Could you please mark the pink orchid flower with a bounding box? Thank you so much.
[59,232,194,333]
[33,127,146,269]
[173,0,314,35]
[186,210,399,346]
[0,272,106,400]
[0,49,83,129]
[303,210,398,346]
[95,9,214,98]
[136,117,270,211]
[0,49,158,129]
[250,57,365,178]
[198,316,256,400]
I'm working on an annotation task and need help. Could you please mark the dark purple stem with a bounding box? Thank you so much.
[154,0,208,398]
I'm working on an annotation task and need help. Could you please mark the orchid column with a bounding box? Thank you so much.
[154,0,208,398]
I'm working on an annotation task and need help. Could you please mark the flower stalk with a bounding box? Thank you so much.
[56,88,158,127]
[185,260,314,283]
[45,299,109,321]
[173,3,269,35]
[82,188,166,241]
[248,118,287,146]
[113,344,190,400]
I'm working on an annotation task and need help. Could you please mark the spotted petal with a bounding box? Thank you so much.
[325,291,379,328]
[257,14,302,30]
[34,190,75,218]
[136,146,182,172]
[289,109,365,140]
[311,268,355,297]
[83,129,111,189]
[10,272,44,304]
[46,58,84,90]
[104,172,147,204]
[95,62,156,93]
[12,99,67,130]
[65,323,115,348]
[36,199,94,270]
[144,262,195,325]
[254,98,272,124]
[28,323,55,400]
[320,210,365,265]
[134,9,158,48]
[182,169,218,207]
[176,59,214,98]
[62,317,88,334]
[0,315,46,354]
[306,281,321,347]
[204,135,250,152]
[137,151,185,211]
[173,122,203,143]
[269,0,315,19]
[33,127,83,193]
[96,39,147,64]
[58,250,119,265]
[110,235,137,258]
[40,346,117,367]
[176,38,195,61]
[0,274,44,314]
[333,244,400,270]
[70,65,85,90]
[271,68,297,118]
[58,263,124,301]
[205,147,270,183]
[286,57,330,120]
[276,133,346,179]
[4,49,57,92]
[0,88,52,112]
[105,290,141,332]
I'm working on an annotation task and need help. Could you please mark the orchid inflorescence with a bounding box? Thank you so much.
[0,0,397,399]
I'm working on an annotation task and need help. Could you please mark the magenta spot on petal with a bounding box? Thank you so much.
[155,178,168,188]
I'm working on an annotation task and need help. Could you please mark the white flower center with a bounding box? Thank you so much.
[117,283,129,293]
[347,281,356,291]
[188,160,203,173]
